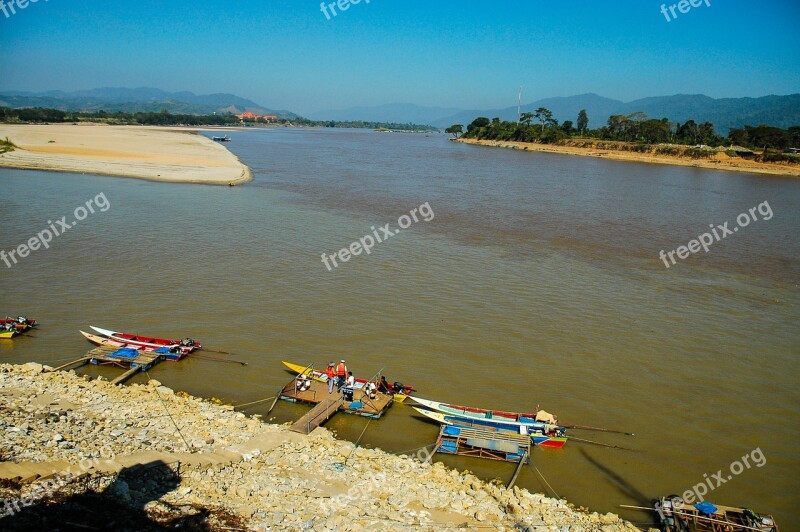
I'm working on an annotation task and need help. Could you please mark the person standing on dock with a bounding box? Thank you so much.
[336,360,347,391]
[325,362,336,394]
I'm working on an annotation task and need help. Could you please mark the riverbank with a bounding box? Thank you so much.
[455,138,800,177]
[0,124,252,185]
[0,363,640,530]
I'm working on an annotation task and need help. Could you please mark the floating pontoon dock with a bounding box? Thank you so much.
[280,378,394,433]
[49,345,166,385]
[434,424,531,464]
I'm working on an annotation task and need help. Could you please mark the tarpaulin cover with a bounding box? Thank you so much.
[110,348,139,359]
[695,502,718,515]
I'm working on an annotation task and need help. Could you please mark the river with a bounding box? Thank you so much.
[1,127,797,528]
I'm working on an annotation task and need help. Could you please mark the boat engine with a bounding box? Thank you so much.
[180,338,195,347]
[392,382,404,393]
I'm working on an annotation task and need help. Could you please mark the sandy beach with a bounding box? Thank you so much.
[456,138,800,177]
[0,124,252,185]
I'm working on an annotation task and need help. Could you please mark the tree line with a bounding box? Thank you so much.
[446,108,800,152]
[0,107,436,132]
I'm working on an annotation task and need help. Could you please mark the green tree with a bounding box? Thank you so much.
[577,109,589,136]
[561,120,574,135]
[467,117,490,134]
[534,107,553,133]
[519,112,533,126]
[445,124,464,138]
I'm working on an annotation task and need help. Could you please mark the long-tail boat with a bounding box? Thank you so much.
[80,331,189,361]
[411,406,567,448]
[655,495,779,531]
[0,316,37,338]
[90,326,201,353]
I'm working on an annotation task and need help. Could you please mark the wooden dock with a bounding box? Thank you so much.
[434,424,531,463]
[279,378,394,428]
[290,395,345,434]
[50,345,166,385]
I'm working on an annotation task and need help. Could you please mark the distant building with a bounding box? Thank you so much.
[235,112,278,122]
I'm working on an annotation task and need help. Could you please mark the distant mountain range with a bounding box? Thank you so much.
[314,93,800,133]
[0,87,298,119]
[3,88,797,133]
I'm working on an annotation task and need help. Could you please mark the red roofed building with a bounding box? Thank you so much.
[235,112,279,122]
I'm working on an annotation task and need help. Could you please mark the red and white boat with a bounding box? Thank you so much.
[89,326,201,353]
[80,331,191,361]
[1,316,37,332]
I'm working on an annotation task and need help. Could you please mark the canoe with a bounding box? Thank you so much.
[411,396,557,425]
[655,495,779,531]
[1,316,37,332]
[90,326,201,352]
[80,331,189,361]
[281,361,413,402]
[411,407,568,448]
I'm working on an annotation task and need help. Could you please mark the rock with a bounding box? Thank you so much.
[146,379,162,388]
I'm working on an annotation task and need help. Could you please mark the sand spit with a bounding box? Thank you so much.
[0,124,252,185]
[0,363,641,530]
[456,138,800,177]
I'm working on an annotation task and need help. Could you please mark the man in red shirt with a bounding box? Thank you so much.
[325,362,336,394]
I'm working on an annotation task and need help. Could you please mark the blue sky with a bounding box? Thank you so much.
[1,0,798,115]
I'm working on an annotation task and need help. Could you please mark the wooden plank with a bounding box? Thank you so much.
[110,366,142,386]
[507,449,529,488]
[49,357,91,372]
[290,395,345,434]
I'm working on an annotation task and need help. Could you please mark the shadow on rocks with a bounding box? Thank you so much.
[0,461,243,531]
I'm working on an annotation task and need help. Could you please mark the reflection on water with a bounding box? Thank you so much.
[0,128,798,528]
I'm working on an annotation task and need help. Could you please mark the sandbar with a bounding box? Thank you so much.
[0,124,252,185]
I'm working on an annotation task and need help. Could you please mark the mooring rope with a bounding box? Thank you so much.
[533,465,560,499]
[146,370,191,451]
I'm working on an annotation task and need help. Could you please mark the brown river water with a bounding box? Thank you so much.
[1,128,798,528]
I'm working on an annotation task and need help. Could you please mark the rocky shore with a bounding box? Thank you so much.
[0,363,640,530]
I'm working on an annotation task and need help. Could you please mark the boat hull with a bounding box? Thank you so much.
[90,326,199,353]
[81,331,186,361]
[412,407,567,448]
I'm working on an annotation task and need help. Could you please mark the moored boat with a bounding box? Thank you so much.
[80,331,189,361]
[89,326,201,353]
[0,327,19,339]
[411,396,558,425]
[655,495,779,531]
[412,406,568,448]
[281,361,414,402]
[0,316,37,338]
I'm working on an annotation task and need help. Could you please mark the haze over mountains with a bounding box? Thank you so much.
[312,93,800,134]
[1,88,798,134]
[0,88,297,119]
